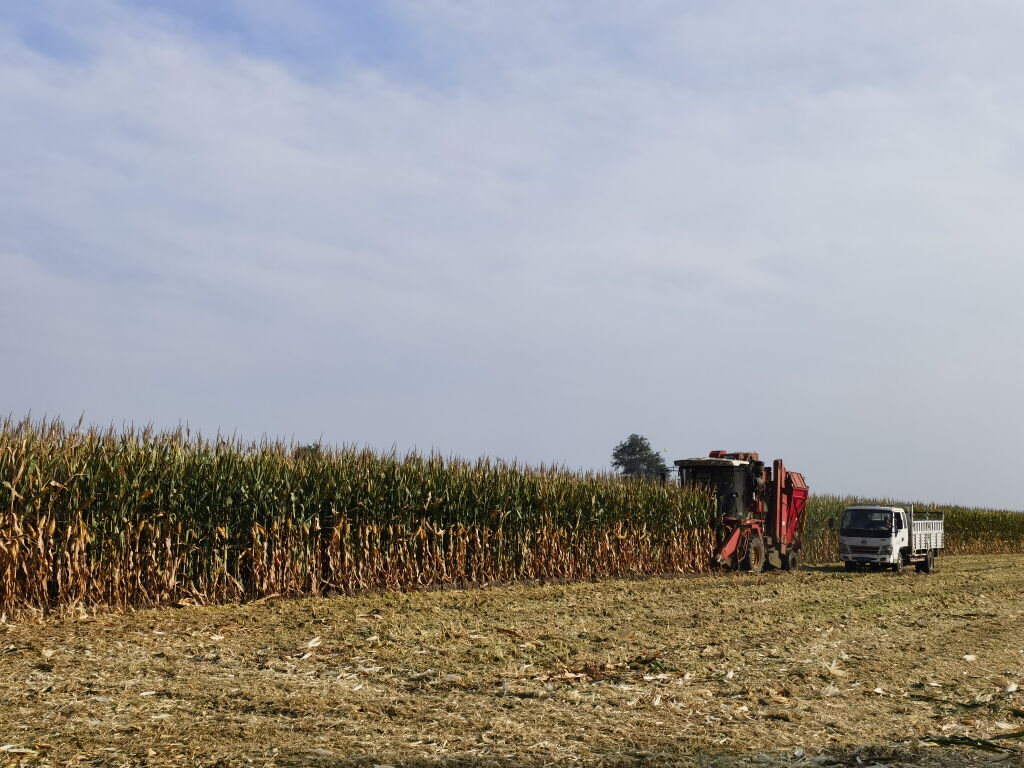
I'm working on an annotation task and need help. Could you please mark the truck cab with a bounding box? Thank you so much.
[838,505,943,573]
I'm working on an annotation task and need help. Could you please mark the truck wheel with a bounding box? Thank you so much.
[922,552,936,574]
[743,536,765,574]
[782,551,800,571]
[844,562,858,572]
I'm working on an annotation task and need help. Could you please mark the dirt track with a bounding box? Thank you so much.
[1,555,1023,767]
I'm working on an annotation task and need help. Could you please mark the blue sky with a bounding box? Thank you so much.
[3,1,1024,508]
[125,1,421,80]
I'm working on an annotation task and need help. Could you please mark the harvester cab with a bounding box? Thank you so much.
[674,451,808,573]
[676,451,764,521]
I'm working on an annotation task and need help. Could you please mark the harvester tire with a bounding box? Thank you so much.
[782,551,800,571]
[744,536,765,574]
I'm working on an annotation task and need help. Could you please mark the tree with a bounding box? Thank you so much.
[294,442,325,461]
[611,433,668,479]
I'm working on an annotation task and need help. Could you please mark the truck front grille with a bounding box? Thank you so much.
[850,546,879,554]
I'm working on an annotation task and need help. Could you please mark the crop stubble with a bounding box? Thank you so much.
[1,555,1022,767]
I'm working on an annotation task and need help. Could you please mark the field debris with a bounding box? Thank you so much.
[0,555,1021,767]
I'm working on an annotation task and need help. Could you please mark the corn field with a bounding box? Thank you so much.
[0,418,716,615]
[2,418,1023,616]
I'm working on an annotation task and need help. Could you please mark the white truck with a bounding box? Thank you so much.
[838,505,943,573]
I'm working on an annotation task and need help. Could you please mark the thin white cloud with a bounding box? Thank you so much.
[2,1,1023,507]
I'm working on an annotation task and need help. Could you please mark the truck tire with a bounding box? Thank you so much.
[921,551,936,574]
[844,561,858,572]
[782,550,800,571]
[895,549,909,571]
[744,536,765,574]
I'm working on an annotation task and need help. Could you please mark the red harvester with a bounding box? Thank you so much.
[674,451,809,572]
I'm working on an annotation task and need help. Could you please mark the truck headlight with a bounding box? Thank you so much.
[839,542,848,554]
[880,545,892,555]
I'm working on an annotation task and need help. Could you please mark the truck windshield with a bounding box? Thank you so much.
[841,509,892,535]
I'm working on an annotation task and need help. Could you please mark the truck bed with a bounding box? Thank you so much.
[911,519,943,552]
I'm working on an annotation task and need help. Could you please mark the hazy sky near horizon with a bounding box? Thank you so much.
[3,1,1023,509]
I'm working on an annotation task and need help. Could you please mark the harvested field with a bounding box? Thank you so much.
[2,555,1023,767]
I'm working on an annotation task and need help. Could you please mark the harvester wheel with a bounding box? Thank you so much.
[744,536,765,574]
[782,550,800,571]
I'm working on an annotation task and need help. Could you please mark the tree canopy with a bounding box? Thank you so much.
[611,433,668,479]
